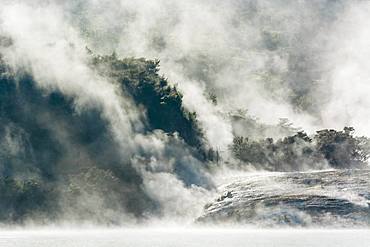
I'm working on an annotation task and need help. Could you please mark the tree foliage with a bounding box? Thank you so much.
[231,127,370,171]
[90,53,205,151]
[314,127,369,168]
[0,177,55,223]
[0,51,210,224]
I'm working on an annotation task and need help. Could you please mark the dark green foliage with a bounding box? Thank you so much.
[0,51,209,224]
[231,131,318,171]
[0,178,56,223]
[0,54,155,223]
[231,136,270,167]
[231,128,370,171]
[314,127,369,168]
[91,53,205,150]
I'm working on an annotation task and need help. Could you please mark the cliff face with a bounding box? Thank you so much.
[198,169,370,227]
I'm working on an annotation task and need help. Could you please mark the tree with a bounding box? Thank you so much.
[90,53,206,153]
[314,127,369,168]
[230,127,370,171]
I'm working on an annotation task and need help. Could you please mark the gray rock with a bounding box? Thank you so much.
[198,169,370,227]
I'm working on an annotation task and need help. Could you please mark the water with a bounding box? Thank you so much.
[0,170,369,247]
[201,169,370,226]
[0,229,369,247]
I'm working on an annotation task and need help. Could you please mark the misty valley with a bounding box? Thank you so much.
[0,0,370,246]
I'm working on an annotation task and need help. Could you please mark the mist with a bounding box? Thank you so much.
[0,0,369,228]
[56,0,370,140]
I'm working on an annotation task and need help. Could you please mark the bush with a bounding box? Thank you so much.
[230,127,370,171]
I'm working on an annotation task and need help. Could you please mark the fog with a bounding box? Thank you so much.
[1,228,370,247]
[0,0,369,227]
[58,0,370,143]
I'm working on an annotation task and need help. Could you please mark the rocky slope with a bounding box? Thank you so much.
[198,169,370,227]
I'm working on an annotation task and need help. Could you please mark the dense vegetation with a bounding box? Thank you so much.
[0,53,205,223]
[90,52,205,152]
[0,178,54,223]
[231,127,370,171]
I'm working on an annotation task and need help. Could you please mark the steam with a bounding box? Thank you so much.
[3,0,366,149]
[320,1,370,137]
[0,0,369,225]
[0,1,213,224]
[59,0,364,145]
[0,3,138,154]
